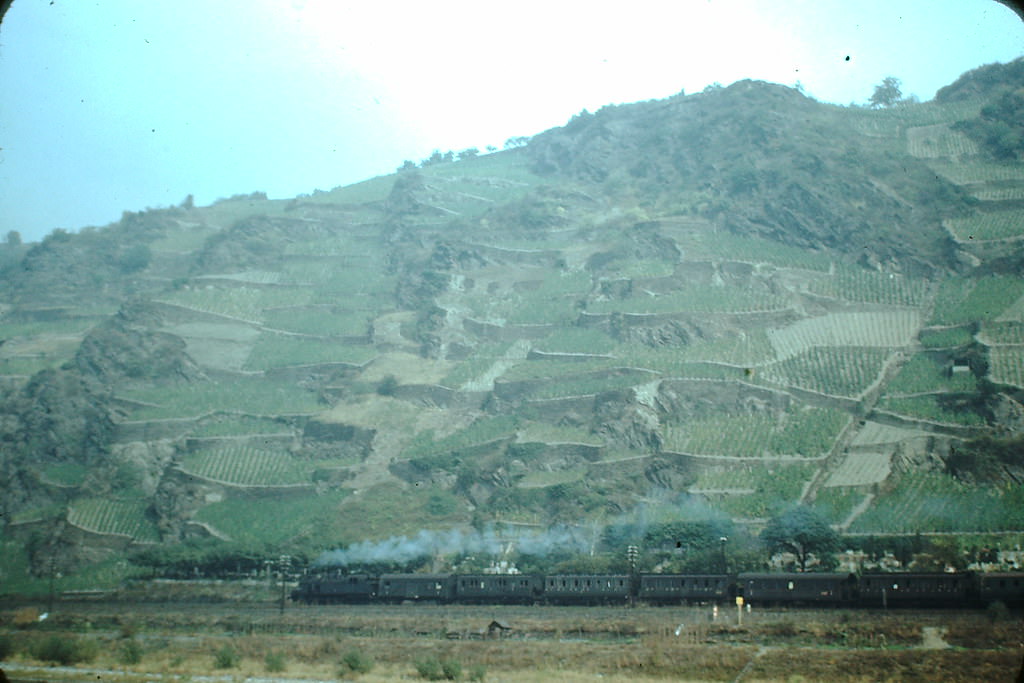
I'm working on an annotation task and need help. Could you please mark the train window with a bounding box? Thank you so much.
[788,581,794,590]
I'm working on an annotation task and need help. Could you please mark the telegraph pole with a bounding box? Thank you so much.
[627,545,639,606]
[278,555,291,615]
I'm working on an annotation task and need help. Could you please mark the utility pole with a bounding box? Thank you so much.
[719,537,728,574]
[47,553,57,615]
[626,545,639,607]
[278,555,291,615]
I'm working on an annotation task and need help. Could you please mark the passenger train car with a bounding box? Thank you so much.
[292,569,1024,608]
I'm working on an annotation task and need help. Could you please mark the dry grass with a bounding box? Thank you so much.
[1,603,1022,682]
[747,648,1020,683]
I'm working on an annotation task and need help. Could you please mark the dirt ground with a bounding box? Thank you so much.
[1,601,1021,682]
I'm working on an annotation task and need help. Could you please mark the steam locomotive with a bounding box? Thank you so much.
[291,570,1024,608]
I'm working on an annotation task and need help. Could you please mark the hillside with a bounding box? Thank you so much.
[2,62,1024,586]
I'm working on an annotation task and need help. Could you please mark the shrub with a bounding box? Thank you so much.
[341,648,374,675]
[377,374,399,396]
[416,657,463,681]
[213,644,239,669]
[32,635,98,665]
[441,658,463,680]
[265,650,287,673]
[119,638,144,665]
[467,664,487,682]
[0,634,12,660]
[416,657,446,680]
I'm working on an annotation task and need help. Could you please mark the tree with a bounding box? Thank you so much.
[760,505,839,572]
[869,76,902,108]
[5,230,21,245]
[457,147,479,161]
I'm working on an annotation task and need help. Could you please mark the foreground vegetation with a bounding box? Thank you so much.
[0,600,1021,682]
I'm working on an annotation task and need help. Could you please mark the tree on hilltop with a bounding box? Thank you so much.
[869,76,903,108]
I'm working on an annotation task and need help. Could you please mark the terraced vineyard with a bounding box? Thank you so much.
[824,451,892,487]
[3,65,1024,582]
[767,311,920,360]
[67,499,161,543]
[180,447,310,486]
[946,209,1024,242]
[850,472,1024,533]
[808,265,929,306]
[760,346,891,397]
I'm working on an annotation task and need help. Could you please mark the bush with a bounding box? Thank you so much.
[213,644,239,669]
[119,638,144,665]
[265,650,287,673]
[377,374,399,396]
[32,635,98,665]
[0,634,12,660]
[416,657,463,680]
[416,658,445,680]
[341,648,374,674]
[467,664,487,681]
[441,658,463,680]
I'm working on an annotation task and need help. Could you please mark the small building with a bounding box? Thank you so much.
[950,358,971,375]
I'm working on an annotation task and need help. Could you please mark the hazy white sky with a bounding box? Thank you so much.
[0,0,1021,242]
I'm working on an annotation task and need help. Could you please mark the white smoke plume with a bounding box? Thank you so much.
[314,525,590,567]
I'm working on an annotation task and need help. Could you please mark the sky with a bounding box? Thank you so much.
[0,0,1022,243]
